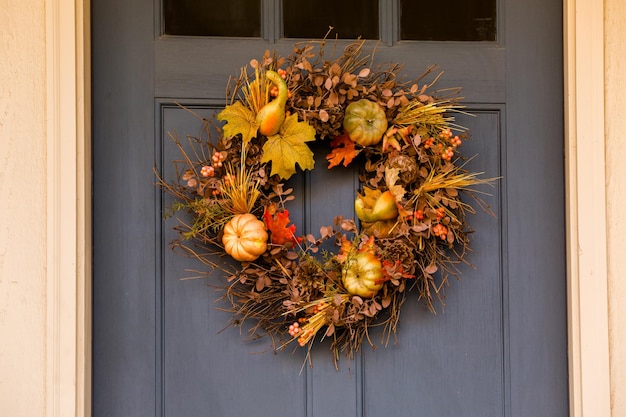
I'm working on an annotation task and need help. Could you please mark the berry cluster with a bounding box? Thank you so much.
[200,165,214,177]
[199,150,227,180]
[288,301,330,347]
[211,150,226,168]
[432,223,448,240]
[439,128,463,161]
[422,129,463,162]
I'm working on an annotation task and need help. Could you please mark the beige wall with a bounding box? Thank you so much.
[605,0,626,414]
[0,1,47,416]
[0,0,624,416]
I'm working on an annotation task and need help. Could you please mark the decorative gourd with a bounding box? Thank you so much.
[222,213,268,262]
[256,70,288,136]
[341,248,384,298]
[354,188,398,223]
[342,99,388,146]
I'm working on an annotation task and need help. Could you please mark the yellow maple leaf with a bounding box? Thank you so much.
[217,101,258,145]
[261,114,315,180]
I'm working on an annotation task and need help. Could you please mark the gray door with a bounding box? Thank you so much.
[92,1,567,416]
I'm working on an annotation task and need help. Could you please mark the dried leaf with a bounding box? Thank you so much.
[382,296,392,308]
[358,68,370,77]
[334,294,343,306]
[255,276,265,291]
[424,264,438,274]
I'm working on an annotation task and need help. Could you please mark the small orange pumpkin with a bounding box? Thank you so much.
[343,99,388,146]
[222,213,268,262]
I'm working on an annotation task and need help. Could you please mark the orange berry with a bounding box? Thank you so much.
[200,165,214,177]
[439,128,452,139]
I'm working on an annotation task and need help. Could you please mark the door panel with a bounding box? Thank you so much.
[364,110,504,417]
[160,106,307,417]
[93,0,567,415]
[157,105,502,417]
[155,40,505,103]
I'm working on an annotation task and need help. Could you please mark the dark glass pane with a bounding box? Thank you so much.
[163,0,261,37]
[401,0,496,41]
[283,0,378,39]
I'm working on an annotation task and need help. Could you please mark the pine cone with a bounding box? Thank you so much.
[388,154,419,184]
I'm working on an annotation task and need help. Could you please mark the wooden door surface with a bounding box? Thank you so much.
[92,1,568,416]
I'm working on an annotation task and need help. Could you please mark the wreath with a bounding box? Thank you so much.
[157,38,493,366]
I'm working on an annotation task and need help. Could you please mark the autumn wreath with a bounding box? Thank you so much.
[156,38,493,366]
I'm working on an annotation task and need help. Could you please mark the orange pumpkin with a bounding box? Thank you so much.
[343,99,388,146]
[222,213,268,262]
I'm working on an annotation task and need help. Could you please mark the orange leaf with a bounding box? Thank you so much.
[377,260,415,285]
[263,207,303,246]
[336,236,354,263]
[326,132,358,168]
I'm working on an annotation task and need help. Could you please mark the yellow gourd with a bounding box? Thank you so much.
[354,188,398,223]
[256,70,288,136]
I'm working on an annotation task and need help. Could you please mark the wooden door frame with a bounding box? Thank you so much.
[44,0,609,415]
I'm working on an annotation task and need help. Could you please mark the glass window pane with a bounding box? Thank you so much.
[163,0,261,37]
[400,0,496,41]
[283,0,378,39]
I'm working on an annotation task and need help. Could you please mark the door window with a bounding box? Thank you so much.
[283,0,379,39]
[162,0,496,42]
[163,0,261,37]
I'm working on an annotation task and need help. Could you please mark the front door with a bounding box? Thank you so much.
[92,1,568,416]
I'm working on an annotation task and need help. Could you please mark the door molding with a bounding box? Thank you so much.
[564,0,611,416]
[47,0,608,415]
[45,0,90,416]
